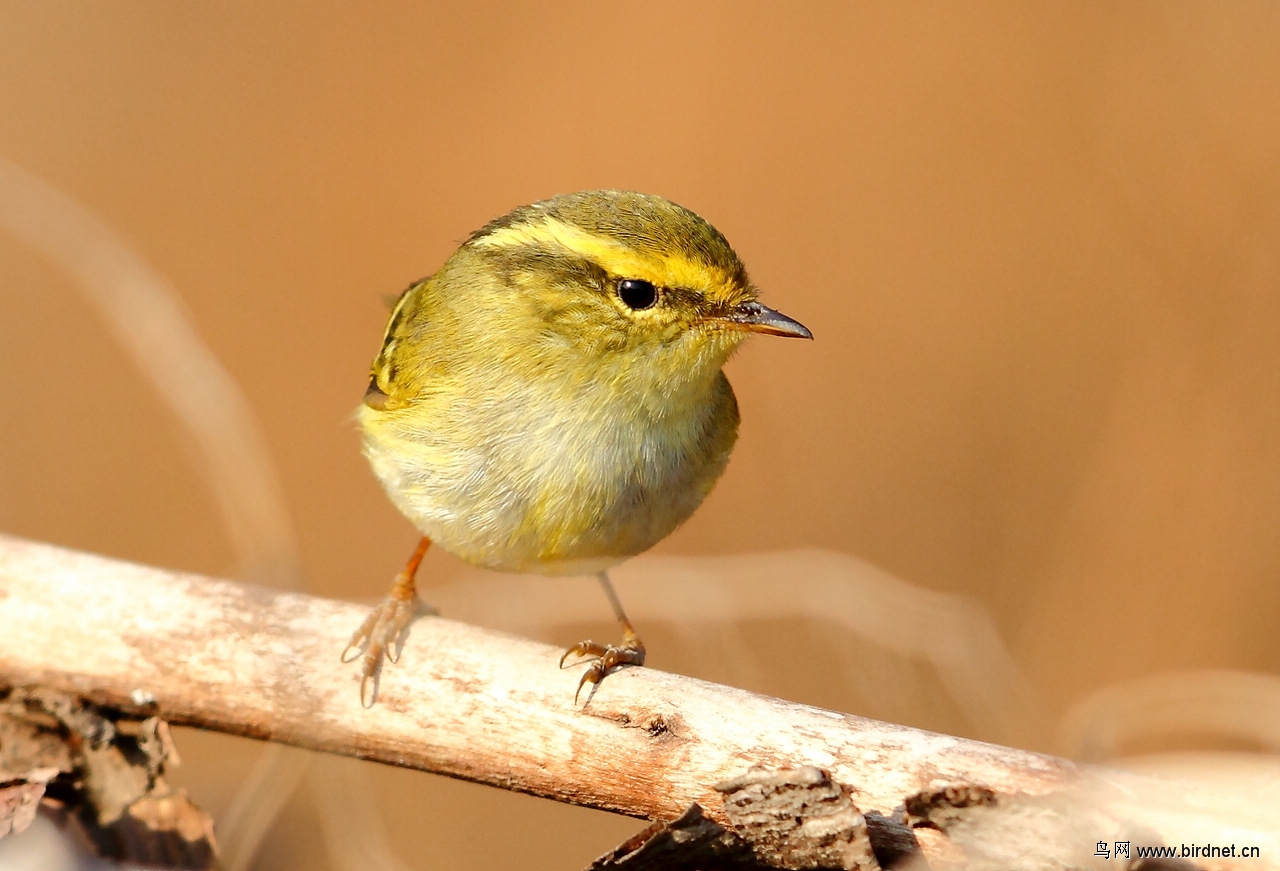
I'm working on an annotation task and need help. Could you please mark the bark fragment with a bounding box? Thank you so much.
[0,688,216,869]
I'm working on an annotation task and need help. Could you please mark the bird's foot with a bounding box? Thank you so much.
[342,590,434,707]
[559,634,646,703]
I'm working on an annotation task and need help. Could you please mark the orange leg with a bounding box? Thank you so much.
[343,536,433,707]
[559,571,646,703]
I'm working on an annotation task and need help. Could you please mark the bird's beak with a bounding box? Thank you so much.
[721,301,813,339]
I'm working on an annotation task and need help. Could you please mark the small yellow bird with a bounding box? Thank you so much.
[345,190,811,705]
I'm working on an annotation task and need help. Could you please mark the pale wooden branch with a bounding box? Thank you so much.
[0,534,1269,870]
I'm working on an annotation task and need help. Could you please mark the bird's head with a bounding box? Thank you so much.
[460,190,811,383]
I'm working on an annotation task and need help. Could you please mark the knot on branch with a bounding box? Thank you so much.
[589,766,912,871]
[716,765,879,870]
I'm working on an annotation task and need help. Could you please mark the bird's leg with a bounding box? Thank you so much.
[559,570,647,702]
[342,535,435,707]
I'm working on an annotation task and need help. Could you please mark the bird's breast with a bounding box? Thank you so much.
[360,368,739,574]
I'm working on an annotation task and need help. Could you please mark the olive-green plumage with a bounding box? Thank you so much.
[359,190,809,575]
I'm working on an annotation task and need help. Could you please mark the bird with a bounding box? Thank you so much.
[343,190,811,706]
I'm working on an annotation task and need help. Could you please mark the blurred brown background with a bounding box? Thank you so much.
[2,2,1279,869]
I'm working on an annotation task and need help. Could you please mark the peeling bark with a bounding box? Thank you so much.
[0,688,215,868]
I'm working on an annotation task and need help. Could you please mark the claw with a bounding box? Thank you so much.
[560,636,646,704]
[341,607,385,663]
[343,592,420,708]
[343,536,433,707]
[559,640,604,669]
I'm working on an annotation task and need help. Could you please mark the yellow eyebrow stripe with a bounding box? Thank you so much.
[471,216,726,291]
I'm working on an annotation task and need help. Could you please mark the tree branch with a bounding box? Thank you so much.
[0,534,1265,869]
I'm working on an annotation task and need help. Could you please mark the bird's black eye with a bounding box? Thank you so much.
[617,278,658,310]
